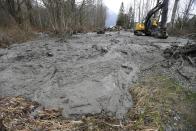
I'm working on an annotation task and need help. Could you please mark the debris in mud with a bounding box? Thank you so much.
[163,42,196,65]
[163,42,196,83]
[97,29,105,34]
[46,52,53,57]
[92,44,108,54]
[110,39,120,44]
[34,108,61,120]
[0,96,80,130]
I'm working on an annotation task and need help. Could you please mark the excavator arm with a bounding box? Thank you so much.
[134,0,169,39]
[144,0,169,38]
[144,2,164,35]
[159,0,169,38]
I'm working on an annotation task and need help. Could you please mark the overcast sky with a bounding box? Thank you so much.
[104,0,196,27]
[104,0,132,13]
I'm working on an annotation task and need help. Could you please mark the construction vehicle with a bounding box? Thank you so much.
[134,0,169,39]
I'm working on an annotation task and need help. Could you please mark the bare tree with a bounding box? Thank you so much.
[171,0,180,28]
[25,0,34,26]
[181,0,195,30]
[133,0,136,23]
[4,0,24,25]
[183,0,195,22]
[144,0,150,18]
[141,0,145,20]
[0,0,107,33]
[96,0,106,28]
[138,0,141,22]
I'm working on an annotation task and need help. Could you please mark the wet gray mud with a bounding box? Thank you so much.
[0,31,194,119]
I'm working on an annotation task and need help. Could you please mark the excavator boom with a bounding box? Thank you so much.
[134,0,169,39]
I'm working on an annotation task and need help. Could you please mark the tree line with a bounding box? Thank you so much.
[0,0,107,33]
[116,2,134,29]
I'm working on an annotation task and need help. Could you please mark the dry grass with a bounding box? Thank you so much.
[168,28,196,39]
[0,26,35,48]
[129,75,196,130]
[0,96,80,130]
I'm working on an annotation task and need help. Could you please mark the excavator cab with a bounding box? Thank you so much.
[134,23,145,35]
[134,18,158,36]
[134,0,169,39]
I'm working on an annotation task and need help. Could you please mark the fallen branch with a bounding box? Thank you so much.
[187,56,195,66]
[141,60,165,71]
[70,120,83,124]
[184,33,196,37]
[177,69,190,82]
[100,121,122,128]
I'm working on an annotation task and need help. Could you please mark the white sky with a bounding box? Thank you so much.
[103,0,131,14]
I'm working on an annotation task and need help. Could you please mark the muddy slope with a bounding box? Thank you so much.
[0,32,194,119]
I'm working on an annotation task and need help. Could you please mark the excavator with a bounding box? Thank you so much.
[134,0,169,39]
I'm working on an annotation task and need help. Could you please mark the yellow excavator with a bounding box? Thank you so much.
[134,0,169,39]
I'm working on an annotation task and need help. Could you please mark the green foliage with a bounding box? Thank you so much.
[116,3,134,29]
[116,2,125,27]
[129,6,135,29]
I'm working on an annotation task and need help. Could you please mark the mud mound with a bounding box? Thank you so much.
[1,31,194,119]
[0,32,140,119]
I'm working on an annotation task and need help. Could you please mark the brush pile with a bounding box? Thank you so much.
[0,96,81,130]
[163,41,196,66]
[162,41,196,85]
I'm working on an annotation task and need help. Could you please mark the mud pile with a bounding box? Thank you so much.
[0,32,193,118]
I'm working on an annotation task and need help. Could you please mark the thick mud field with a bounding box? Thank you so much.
[0,31,195,119]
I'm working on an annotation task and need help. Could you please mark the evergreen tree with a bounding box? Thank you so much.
[128,6,134,29]
[116,2,125,26]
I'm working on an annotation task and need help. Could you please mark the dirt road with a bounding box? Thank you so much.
[0,31,195,119]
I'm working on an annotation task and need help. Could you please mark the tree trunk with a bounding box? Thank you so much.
[183,0,194,23]
[171,0,180,28]
[141,0,144,20]
[25,0,34,26]
[16,0,23,25]
[133,0,135,23]
[160,0,169,29]
[144,0,149,18]
[138,0,141,22]
[6,0,23,24]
